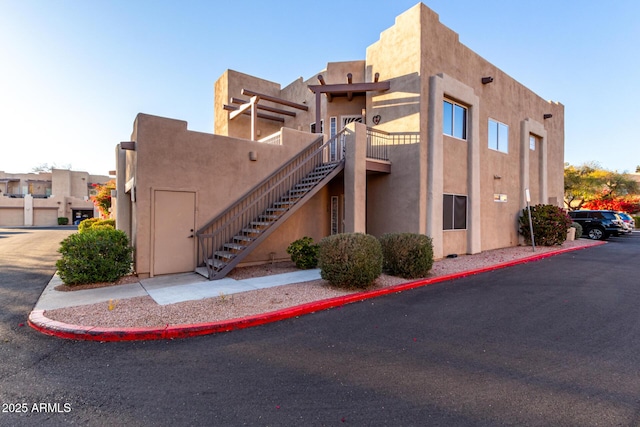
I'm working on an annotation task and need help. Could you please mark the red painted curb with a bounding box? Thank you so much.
[28,241,606,342]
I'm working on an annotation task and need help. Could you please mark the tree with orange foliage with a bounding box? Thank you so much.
[91,180,115,218]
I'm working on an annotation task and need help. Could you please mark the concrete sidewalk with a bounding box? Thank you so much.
[28,241,607,342]
[34,269,322,310]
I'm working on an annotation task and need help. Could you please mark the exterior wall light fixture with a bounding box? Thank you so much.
[543,114,553,119]
[493,175,501,179]
[481,77,494,84]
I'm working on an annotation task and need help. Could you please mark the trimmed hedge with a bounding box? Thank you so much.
[57,217,69,225]
[318,233,382,289]
[571,222,583,239]
[78,218,100,233]
[519,204,573,246]
[78,218,115,233]
[286,236,319,269]
[56,228,132,285]
[379,233,434,279]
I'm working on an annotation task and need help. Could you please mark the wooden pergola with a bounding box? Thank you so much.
[225,89,308,141]
[307,73,390,133]
[225,74,390,139]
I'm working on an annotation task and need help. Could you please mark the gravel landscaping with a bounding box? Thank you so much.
[43,239,601,329]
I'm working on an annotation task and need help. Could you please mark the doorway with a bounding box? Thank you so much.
[152,190,196,276]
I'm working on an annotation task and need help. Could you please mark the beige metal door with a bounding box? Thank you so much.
[153,190,196,275]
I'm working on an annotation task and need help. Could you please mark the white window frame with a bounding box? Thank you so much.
[529,134,537,151]
[488,119,509,153]
[329,117,338,161]
[443,99,468,140]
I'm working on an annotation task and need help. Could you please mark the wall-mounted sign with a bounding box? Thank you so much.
[372,115,381,125]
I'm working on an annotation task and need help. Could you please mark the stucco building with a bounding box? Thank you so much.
[115,3,564,279]
[0,169,110,226]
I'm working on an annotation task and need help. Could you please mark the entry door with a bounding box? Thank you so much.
[153,190,196,275]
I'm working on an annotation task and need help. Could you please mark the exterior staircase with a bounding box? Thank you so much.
[196,130,347,280]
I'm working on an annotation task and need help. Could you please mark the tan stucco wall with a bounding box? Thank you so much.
[239,188,330,266]
[0,169,106,225]
[366,143,421,236]
[123,2,565,274]
[364,3,564,255]
[214,70,285,140]
[366,6,422,134]
[128,113,323,276]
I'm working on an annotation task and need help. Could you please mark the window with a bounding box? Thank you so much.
[443,194,467,230]
[310,120,324,134]
[443,100,467,139]
[529,135,537,150]
[488,119,508,153]
[329,117,338,161]
[341,115,362,128]
[331,196,339,235]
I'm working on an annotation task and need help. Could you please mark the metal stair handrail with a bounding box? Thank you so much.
[196,128,350,272]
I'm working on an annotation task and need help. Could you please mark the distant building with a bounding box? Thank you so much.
[115,3,565,279]
[0,169,111,226]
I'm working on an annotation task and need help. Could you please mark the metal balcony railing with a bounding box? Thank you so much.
[366,128,420,161]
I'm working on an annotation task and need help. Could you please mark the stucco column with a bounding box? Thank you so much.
[427,73,480,257]
[540,133,548,204]
[520,118,547,207]
[520,122,530,208]
[23,194,33,226]
[426,76,444,258]
[344,122,367,233]
[467,104,481,255]
[115,144,131,238]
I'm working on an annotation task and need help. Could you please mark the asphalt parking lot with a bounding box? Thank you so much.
[1,228,639,426]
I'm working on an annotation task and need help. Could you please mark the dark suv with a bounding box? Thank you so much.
[568,210,625,240]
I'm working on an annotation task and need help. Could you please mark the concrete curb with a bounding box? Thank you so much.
[28,242,606,342]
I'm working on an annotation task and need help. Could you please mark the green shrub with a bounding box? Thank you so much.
[379,233,434,279]
[57,217,69,225]
[56,228,133,285]
[519,204,573,246]
[286,236,319,269]
[78,218,115,233]
[318,233,382,289]
[571,221,583,239]
[96,219,115,229]
[633,216,640,229]
[78,218,100,233]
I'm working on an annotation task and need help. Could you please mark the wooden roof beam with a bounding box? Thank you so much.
[230,97,297,117]
[229,95,258,120]
[241,89,308,111]
[223,104,285,122]
[317,75,331,102]
[308,81,390,94]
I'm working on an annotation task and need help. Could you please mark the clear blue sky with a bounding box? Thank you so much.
[1,0,638,176]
